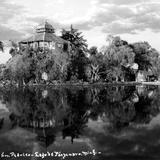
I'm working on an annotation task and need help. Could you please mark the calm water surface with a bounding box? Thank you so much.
[0,85,160,160]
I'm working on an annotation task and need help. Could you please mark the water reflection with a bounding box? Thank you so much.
[0,85,160,159]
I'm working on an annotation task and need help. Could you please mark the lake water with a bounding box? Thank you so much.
[0,85,160,160]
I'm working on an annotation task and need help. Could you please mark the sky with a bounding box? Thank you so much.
[0,0,160,63]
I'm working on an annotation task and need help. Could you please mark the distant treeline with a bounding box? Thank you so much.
[0,27,160,86]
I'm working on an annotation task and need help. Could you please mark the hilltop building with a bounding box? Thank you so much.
[20,21,70,52]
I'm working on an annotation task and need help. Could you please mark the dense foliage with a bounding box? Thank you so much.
[61,25,89,81]
[0,28,160,85]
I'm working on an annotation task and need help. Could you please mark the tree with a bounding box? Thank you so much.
[67,49,89,81]
[86,46,104,82]
[49,50,69,82]
[61,25,89,81]
[130,42,160,80]
[33,49,53,83]
[9,40,19,57]
[5,54,32,85]
[130,42,152,71]
[3,47,37,85]
[61,25,88,53]
[3,45,71,85]
[103,36,135,82]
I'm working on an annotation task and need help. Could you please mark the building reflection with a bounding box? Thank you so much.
[0,85,160,148]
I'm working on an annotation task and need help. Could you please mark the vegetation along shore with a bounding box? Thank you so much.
[0,22,160,86]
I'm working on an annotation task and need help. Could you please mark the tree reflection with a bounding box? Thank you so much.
[0,85,160,146]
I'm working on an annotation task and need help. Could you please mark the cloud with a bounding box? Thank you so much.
[0,0,27,40]
[98,0,151,5]
[0,0,160,41]
[26,17,64,29]
[0,0,25,24]
[74,21,93,30]
[0,25,25,41]
[74,0,160,35]
[102,22,138,35]
[22,0,160,36]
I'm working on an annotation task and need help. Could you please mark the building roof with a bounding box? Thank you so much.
[36,21,55,33]
[20,32,68,44]
[20,21,68,44]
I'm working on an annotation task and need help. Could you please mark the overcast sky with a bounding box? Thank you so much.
[0,0,160,63]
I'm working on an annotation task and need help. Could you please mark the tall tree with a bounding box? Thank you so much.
[61,25,89,81]
[61,25,88,53]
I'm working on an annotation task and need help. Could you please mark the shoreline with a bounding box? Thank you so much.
[0,81,160,88]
